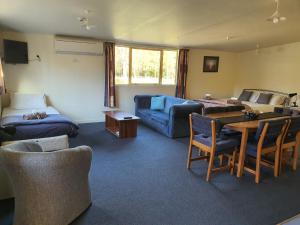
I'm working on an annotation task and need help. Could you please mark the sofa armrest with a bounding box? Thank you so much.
[134,95,160,109]
[170,103,204,119]
[1,135,69,152]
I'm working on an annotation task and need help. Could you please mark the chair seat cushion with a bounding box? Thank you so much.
[221,128,241,138]
[284,133,296,143]
[194,134,239,153]
[246,141,276,157]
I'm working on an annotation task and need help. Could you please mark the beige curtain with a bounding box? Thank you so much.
[0,58,5,95]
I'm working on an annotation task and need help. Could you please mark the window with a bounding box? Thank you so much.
[115,46,129,84]
[115,46,178,85]
[162,50,178,85]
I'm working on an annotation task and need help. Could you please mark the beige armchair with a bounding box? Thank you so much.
[0,139,92,225]
[0,135,70,200]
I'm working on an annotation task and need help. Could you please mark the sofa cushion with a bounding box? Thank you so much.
[151,96,165,110]
[163,97,185,114]
[238,90,253,101]
[137,109,152,118]
[150,111,169,126]
[256,93,273,104]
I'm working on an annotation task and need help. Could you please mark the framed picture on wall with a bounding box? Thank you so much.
[203,56,219,72]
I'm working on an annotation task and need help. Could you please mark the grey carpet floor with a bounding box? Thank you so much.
[1,122,300,225]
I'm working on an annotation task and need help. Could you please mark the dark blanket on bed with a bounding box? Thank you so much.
[1,114,79,141]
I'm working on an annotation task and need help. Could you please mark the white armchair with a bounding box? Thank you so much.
[0,136,92,225]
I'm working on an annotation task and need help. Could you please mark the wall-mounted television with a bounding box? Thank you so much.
[3,39,28,64]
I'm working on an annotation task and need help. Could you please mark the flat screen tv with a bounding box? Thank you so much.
[3,39,28,64]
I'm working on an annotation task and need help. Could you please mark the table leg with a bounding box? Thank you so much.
[237,128,249,178]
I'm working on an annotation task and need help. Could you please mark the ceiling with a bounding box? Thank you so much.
[0,0,300,52]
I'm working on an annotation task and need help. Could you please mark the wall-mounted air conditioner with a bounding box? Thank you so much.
[54,35,103,56]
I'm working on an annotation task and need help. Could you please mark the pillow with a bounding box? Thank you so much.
[150,96,165,111]
[269,95,286,106]
[238,90,253,101]
[3,142,43,152]
[249,91,260,103]
[256,93,273,104]
[10,93,47,109]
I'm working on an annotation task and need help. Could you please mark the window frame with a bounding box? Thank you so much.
[115,45,178,86]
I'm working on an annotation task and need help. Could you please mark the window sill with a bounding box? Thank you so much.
[116,84,176,87]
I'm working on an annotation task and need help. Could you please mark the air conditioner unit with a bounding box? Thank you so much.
[54,35,103,56]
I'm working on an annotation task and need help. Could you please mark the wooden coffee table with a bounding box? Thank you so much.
[103,111,140,138]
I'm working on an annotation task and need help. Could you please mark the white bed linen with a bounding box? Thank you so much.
[241,101,281,113]
[1,106,60,118]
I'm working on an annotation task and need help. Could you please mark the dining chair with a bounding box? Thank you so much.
[280,116,300,172]
[244,118,289,183]
[186,113,239,182]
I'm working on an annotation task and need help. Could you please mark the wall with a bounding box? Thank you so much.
[234,42,300,101]
[1,32,105,123]
[186,49,238,100]
[116,85,175,113]
[0,31,176,122]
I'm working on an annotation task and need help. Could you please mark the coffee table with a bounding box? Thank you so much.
[103,111,140,138]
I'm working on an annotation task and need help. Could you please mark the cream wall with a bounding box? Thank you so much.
[186,49,237,100]
[234,42,300,101]
[0,31,176,122]
[1,31,105,123]
[116,85,175,113]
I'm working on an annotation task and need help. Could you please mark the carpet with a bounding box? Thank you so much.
[1,122,300,225]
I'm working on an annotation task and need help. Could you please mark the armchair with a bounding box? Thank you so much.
[0,139,92,225]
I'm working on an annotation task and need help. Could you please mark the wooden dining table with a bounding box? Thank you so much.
[207,111,288,178]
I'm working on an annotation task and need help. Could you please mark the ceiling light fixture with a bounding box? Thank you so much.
[267,0,287,24]
[77,10,96,31]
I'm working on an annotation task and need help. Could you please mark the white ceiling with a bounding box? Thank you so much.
[0,0,300,52]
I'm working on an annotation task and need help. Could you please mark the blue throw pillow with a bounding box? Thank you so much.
[151,96,165,111]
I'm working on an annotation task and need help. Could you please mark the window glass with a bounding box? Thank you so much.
[115,46,129,84]
[131,48,160,84]
[162,50,177,85]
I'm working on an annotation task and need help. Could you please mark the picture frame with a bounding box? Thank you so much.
[203,56,219,72]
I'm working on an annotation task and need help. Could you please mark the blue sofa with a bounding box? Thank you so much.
[134,95,204,138]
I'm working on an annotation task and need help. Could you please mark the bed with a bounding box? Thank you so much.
[237,89,290,113]
[1,93,78,141]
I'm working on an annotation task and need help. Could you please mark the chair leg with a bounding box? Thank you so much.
[274,148,280,177]
[292,146,299,171]
[280,149,287,174]
[279,147,284,175]
[230,150,237,175]
[204,151,208,162]
[206,153,214,182]
[255,153,261,184]
[187,142,193,169]
[219,155,224,166]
